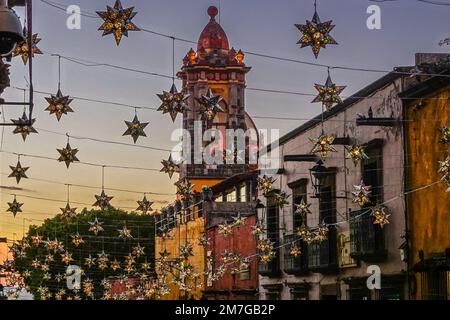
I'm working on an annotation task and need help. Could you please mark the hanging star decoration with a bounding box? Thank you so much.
[7,196,23,217]
[345,145,369,166]
[60,203,77,219]
[123,114,149,143]
[312,75,346,110]
[295,5,337,58]
[296,224,315,244]
[57,143,79,168]
[218,221,233,237]
[196,88,224,121]
[294,198,312,217]
[257,239,274,252]
[55,273,65,283]
[11,111,38,141]
[289,244,302,257]
[31,259,41,269]
[93,190,114,210]
[438,156,450,178]
[96,0,140,45]
[439,127,450,145]
[257,175,276,195]
[60,251,73,265]
[310,133,337,158]
[175,178,195,200]
[251,220,266,237]
[110,259,121,271]
[44,254,54,263]
[98,251,110,267]
[9,160,29,184]
[315,223,329,242]
[71,233,84,247]
[198,234,210,247]
[180,243,194,259]
[157,84,190,122]
[30,234,43,247]
[45,89,74,121]
[352,181,372,207]
[84,255,96,268]
[13,28,43,65]
[160,155,179,179]
[274,192,290,209]
[136,195,153,214]
[132,243,145,257]
[118,226,133,239]
[88,217,104,235]
[371,205,390,228]
[231,213,247,227]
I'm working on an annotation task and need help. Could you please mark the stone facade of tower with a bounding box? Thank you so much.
[178,6,255,183]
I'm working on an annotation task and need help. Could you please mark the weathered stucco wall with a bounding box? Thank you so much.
[259,78,407,300]
[405,85,450,299]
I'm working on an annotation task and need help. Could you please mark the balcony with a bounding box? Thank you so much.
[258,246,281,278]
[308,229,338,273]
[283,234,309,275]
[350,209,387,262]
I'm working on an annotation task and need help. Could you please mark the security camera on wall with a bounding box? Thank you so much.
[0,0,24,58]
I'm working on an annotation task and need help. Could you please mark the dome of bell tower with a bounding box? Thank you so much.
[197,6,229,52]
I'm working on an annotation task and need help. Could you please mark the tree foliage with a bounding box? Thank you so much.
[12,207,155,300]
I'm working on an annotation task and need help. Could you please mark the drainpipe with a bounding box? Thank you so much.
[401,78,411,300]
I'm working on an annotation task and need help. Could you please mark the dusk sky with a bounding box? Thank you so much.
[0,0,449,242]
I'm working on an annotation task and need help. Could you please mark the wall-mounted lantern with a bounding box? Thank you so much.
[309,160,327,198]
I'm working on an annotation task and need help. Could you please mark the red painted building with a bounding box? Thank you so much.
[202,172,259,300]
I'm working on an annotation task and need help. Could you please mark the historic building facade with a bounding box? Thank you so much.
[154,6,257,300]
[202,172,259,300]
[255,56,437,300]
[400,54,450,300]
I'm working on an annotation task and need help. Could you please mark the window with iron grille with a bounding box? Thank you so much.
[362,140,383,205]
[258,193,280,276]
[308,173,338,272]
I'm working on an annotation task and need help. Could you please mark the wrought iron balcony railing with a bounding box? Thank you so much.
[307,228,338,273]
[350,209,387,262]
[283,234,309,275]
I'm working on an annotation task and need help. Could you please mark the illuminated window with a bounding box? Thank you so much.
[239,184,247,202]
[226,190,237,202]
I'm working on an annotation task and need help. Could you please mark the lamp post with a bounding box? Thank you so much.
[309,160,327,198]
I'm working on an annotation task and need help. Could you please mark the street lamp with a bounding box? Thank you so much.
[309,160,327,198]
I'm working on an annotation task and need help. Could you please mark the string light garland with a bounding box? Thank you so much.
[371,205,391,228]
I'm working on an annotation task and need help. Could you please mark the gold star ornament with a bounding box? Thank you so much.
[96,0,140,45]
[257,175,276,195]
[439,127,450,145]
[45,89,74,121]
[60,203,77,219]
[371,205,390,228]
[295,6,337,58]
[345,145,369,166]
[312,75,346,110]
[310,133,337,158]
[157,84,189,122]
[289,244,302,257]
[352,181,372,207]
[13,28,43,65]
[294,198,311,216]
